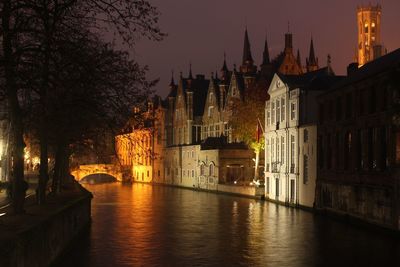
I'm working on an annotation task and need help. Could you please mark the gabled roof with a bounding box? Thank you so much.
[208,77,221,109]
[178,76,210,116]
[229,71,245,96]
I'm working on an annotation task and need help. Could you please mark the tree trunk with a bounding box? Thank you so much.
[37,6,51,204]
[52,139,69,193]
[254,149,260,180]
[2,0,27,214]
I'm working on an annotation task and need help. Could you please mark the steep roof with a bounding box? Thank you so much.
[180,76,210,116]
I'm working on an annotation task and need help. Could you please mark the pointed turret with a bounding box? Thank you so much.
[169,70,175,87]
[242,28,253,64]
[220,53,229,82]
[306,37,319,72]
[188,63,193,80]
[261,34,270,65]
[240,28,257,75]
[260,33,273,78]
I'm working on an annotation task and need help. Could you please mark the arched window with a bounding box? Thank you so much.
[209,163,214,176]
[200,164,205,176]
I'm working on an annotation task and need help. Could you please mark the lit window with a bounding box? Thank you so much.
[371,22,375,27]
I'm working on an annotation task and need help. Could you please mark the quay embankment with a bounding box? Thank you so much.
[0,182,92,267]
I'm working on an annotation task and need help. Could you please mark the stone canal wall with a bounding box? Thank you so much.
[217,184,264,198]
[315,182,400,231]
[0,185,92,267]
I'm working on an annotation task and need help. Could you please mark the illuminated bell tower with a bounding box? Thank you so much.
[357,4,382,66]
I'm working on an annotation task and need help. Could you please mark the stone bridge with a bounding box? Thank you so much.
[71,164,123,182]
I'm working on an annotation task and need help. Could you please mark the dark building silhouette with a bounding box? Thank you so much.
[316,48,400,230]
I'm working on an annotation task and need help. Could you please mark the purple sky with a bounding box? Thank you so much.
[133,0,400,97]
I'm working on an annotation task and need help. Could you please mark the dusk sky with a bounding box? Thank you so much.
[133,0,400,97]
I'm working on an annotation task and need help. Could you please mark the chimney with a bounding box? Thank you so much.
[285,33,293,51]
[347,63,358,76]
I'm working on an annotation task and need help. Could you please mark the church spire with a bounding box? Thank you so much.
[306,37,319,72]
[261,33,270,65]
[221,52,229,72]
[242,27,253,64]
[188,62,193,79]
[169,70,175,87]
[240,28,256,74]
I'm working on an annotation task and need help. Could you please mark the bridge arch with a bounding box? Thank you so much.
[80,173,118,184]
[71,164,123,182]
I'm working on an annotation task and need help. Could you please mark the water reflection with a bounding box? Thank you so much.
[55,183,400,267]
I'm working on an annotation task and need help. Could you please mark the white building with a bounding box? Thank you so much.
[264,68,338,208]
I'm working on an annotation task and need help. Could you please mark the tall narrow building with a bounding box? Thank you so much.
[357,4,383,66]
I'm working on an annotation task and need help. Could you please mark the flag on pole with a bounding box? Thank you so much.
[256,118,264,143]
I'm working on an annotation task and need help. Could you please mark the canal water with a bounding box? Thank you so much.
[56,182,400,267]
